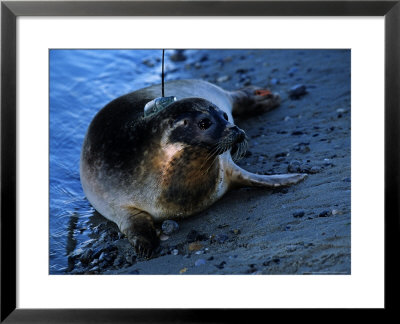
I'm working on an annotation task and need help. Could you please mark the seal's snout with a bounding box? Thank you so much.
[226,124,246,144]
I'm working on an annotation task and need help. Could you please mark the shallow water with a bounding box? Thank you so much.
[49,49,195,273]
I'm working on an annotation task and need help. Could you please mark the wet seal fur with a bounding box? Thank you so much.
[80,80,307,257]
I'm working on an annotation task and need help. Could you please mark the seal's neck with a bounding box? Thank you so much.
[158,145,219,212]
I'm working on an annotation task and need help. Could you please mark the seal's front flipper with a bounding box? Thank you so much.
[118,209,159,259]
[228,164,307,189]
[230,86,281,117]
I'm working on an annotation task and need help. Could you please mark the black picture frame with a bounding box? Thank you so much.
[1,0,398,322]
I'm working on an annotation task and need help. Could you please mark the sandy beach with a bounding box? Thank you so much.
[65,49,351,275]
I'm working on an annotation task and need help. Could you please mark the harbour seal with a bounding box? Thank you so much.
[80,79,306,257]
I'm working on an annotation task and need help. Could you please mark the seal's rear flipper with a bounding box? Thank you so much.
[117,208,159,259]
[228,164,307,189]
[229,86,281,117]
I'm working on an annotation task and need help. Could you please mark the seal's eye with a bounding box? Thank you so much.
[198,118,212,130]
[223,113,229,121]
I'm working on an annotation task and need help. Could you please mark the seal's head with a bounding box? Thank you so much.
[151,98,247,159]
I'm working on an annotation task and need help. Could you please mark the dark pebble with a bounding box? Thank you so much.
[92,248,104,260]
[293,211,305,218]
[288,160,302,172]
[291,130,304,136]
[318,210,331,217]
[263,257,280,266]
[215,261,226,269]
[217,223,229,229]
[142,59,155,67]
[342,177,351,182]
[287,67,298,76]
[199,54,209,62]
[289,84,307,99]
[275,152,288,158]
[125,254,136,265]
[246,267,258,274]
[273,187,289,194]
[170,50,187,62]
[236,68,248,74]
[80,248,93,266]
[187,230,208,243]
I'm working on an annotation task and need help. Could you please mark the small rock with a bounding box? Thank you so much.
[179,267,188,274]
[288,160,302,172]
[187,230,208,243]
[309,166,321,173]
[288,67,298,76]
[217,224,229,229]
[161,220,179,235]
[289,84,307,99]
[199,54,209,62]
[142,59,155,67]
[342,177,351,182]
[318,210,331,217]
[236,68,248,74]
[293,211,305,218]
[336,108,347,113]
[217,75,230,83]
[80,248,93,266]
[169,50,187,62]
[88,266,99,272]
[291,131,304,137]
[270,78,280,85]
[188,242,203,252]
[195,259,206,266]
[215,261,226,269]
[159,234,169,241]
[125,254,135,265]
[98,252,105,262]
[171,249,179,255]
